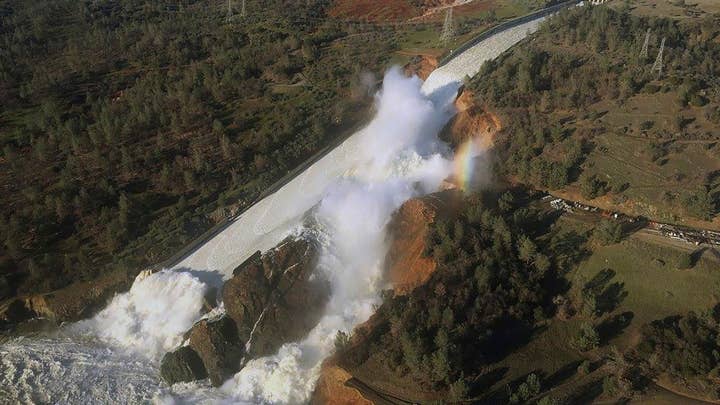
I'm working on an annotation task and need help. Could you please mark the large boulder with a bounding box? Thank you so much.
[161,236,330,387]
[188,316,244,386]
[222,237,329,358]
[222,252,270,345]
[242,242,329,357]
[160,345,208,385]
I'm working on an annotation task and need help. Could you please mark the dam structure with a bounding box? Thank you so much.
[171,2,569,282]
[0,3,578,403]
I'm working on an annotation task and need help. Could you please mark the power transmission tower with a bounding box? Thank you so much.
[640,28,650,59]
[226,0,233,22]
[651,37,665,74]
[241,0,246,18]
[440,8,454,44]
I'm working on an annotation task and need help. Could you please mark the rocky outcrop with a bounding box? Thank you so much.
[311,362,373,405]
[443,88,501,149]
[403,54,439,81]
[161,236,330,387]
[0,268,136,328]
[223,237,329,358]
[384,190,460,295]
[160,345,208,384]
[188,316,244,386]
[160,315,245,387]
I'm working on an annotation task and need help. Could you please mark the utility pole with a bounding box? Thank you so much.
[640,28,650,59]
[241,0,246,18]
[226,0,233,22]
[440,7,454,44]
[651,37,665,74]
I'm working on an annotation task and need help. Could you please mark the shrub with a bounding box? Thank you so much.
[510,373,541,403]
[449,377,469,400]
[602,375,619,396]
[577,359,592,375]
[580,174,608,200]
[682,189,716,220]
[334,330,350,352]
[676,252,693,269]
[574,322,600,351]
[594,220,623,245]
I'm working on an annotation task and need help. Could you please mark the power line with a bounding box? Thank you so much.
[440,7,454,44]
[651,37,665,74]
[639,28,650,59]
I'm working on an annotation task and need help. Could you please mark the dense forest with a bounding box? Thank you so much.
[470,5,720,222]
[0,0,399,298]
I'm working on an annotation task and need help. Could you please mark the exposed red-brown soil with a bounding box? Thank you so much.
[328,0,463,22]
[311,362,373,405]
[411,0,497,22]
[384,190,461,295]
[447,88,502,149]
[403,54,439,81]
[328,0,420,22]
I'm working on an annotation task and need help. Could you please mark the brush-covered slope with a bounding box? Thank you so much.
[470,4,720,229]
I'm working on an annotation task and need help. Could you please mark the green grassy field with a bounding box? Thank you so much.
[573,90,720,226]
[475,212,720,402]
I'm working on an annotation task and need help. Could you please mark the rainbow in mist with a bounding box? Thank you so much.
[453,138,479,191]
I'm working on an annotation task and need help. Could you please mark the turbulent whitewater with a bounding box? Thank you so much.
[0,11,552,404]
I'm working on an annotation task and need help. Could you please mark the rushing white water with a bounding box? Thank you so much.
[211,68,456,404]
[74,271,210,359]
[0,9,561,403]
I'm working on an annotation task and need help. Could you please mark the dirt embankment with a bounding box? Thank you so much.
[445,88,501,149]
[311,362,373,405]
[328,0,457,22]
[403,54,439,81]
[0,268,137,332]
[384,190,460,295]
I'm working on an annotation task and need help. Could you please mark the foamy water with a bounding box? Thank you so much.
[213,71,457,403]
[0,11,558,403]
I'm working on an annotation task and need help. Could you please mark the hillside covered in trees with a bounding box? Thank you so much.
[326,4,720,403]
[0,0,402,300]
[470,3,720,228]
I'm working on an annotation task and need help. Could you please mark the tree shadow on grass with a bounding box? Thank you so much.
[597,281,628,316]
[544,359,583,389]
[584,269,628,317]
[550,230,592,274]
[483,320,538,364]
[584,268,615,292]
[597,311,634,345]
[567,379,604,404]
[481,370,542,404]
[469,367,508,397]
